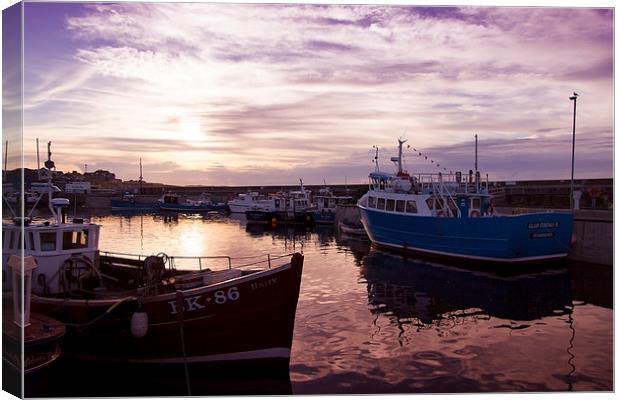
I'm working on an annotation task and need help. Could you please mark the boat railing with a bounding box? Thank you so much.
[426,175,461,217]
[99,250,294,271]
[415,172,488,195]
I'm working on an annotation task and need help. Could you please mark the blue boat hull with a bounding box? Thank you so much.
[274,211,313,224]
[359,207,574,263]
[110,200,160,211]
[160,204,229,212]
[246,210,276,224]
[311,211,335,224]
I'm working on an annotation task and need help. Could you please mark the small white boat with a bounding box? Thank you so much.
[338,221,367,236]
[227,191,268,213]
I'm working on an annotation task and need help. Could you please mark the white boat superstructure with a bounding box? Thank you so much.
[2,214,101,295]
[312,186,354,213]
[227,191,268,213]
[2,143,101,295]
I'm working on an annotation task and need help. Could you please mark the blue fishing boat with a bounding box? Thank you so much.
[358,139,574,263]
[110,193,160,211]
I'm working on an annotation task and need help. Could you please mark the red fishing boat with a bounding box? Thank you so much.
[2,144,305,372]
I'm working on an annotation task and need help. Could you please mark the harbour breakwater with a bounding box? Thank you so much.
[78,178,612,209]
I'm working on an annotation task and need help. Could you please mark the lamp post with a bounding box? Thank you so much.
[569,92,578,211]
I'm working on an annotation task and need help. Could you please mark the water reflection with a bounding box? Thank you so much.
[17,212,611,394]
[360,250,573,327]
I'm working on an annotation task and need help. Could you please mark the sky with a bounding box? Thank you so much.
[13,2,615,185]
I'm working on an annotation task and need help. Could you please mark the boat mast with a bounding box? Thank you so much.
[3,140,7,181]
[397,138,407,173]
[139,157,143,194]
[36,138,41,180]
[43,141,59,222]
[474,134,478,173]
[474,134,479,190]
[373,145,379,173]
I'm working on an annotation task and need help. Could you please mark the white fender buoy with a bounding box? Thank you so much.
[131,311,149,338]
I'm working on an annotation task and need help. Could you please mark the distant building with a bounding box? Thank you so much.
[84,169,122,190]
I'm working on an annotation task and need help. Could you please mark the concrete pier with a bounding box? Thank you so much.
[568,210,613,266]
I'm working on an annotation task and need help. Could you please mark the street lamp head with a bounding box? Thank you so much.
[569,96,577,101]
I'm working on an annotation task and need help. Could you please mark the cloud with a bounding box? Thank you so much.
[21,4,613,185]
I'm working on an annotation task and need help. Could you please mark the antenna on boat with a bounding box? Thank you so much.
[42,141,62,223]
[372,145,379,172]
[474,134,478,173]
[397,138,407,174]
[36,138,41,180]
[473,134,482,191]
[139,157,143,194]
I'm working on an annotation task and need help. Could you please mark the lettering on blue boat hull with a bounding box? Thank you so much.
[359,207,574,263]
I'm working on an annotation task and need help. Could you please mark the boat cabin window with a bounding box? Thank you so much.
[426,197,444,210]
[40,232,57,251]
[5,230,23,250]
[471,197,481,210]
[368,196,376,208]
[386,199,395,211]
[7,231,15,250]
[376,197,386,210]
[395,200,405,212]
[27,231,35,251]
[163,195,178,204]
[406,200,418,213]
[63,229,89,250]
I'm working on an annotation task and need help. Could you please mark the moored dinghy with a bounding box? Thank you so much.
[357,138,574,263]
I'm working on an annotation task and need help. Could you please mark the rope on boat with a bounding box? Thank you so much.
[60,296,135,329]
[175,291,192,396]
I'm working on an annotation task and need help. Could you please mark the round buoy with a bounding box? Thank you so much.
[131,311,149,338]
[271,217,277,227]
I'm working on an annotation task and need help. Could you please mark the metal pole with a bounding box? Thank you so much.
[474,134,478,173]
[474,134,478,191]
[569,93,578,211]
[3,140,7,181]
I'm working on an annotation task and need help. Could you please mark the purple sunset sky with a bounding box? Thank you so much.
[15,3,614,185]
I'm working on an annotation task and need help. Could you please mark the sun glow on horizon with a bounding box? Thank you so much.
[17,3,613,185]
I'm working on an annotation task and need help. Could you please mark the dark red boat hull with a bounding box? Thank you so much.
[30,254,304,366]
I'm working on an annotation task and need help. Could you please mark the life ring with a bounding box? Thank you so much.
[469,210,480,218]
[436,210,446,217]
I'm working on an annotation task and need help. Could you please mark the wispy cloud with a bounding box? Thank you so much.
[21,4,613,185]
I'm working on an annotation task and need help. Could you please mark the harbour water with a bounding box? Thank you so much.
[26,210,612,395]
